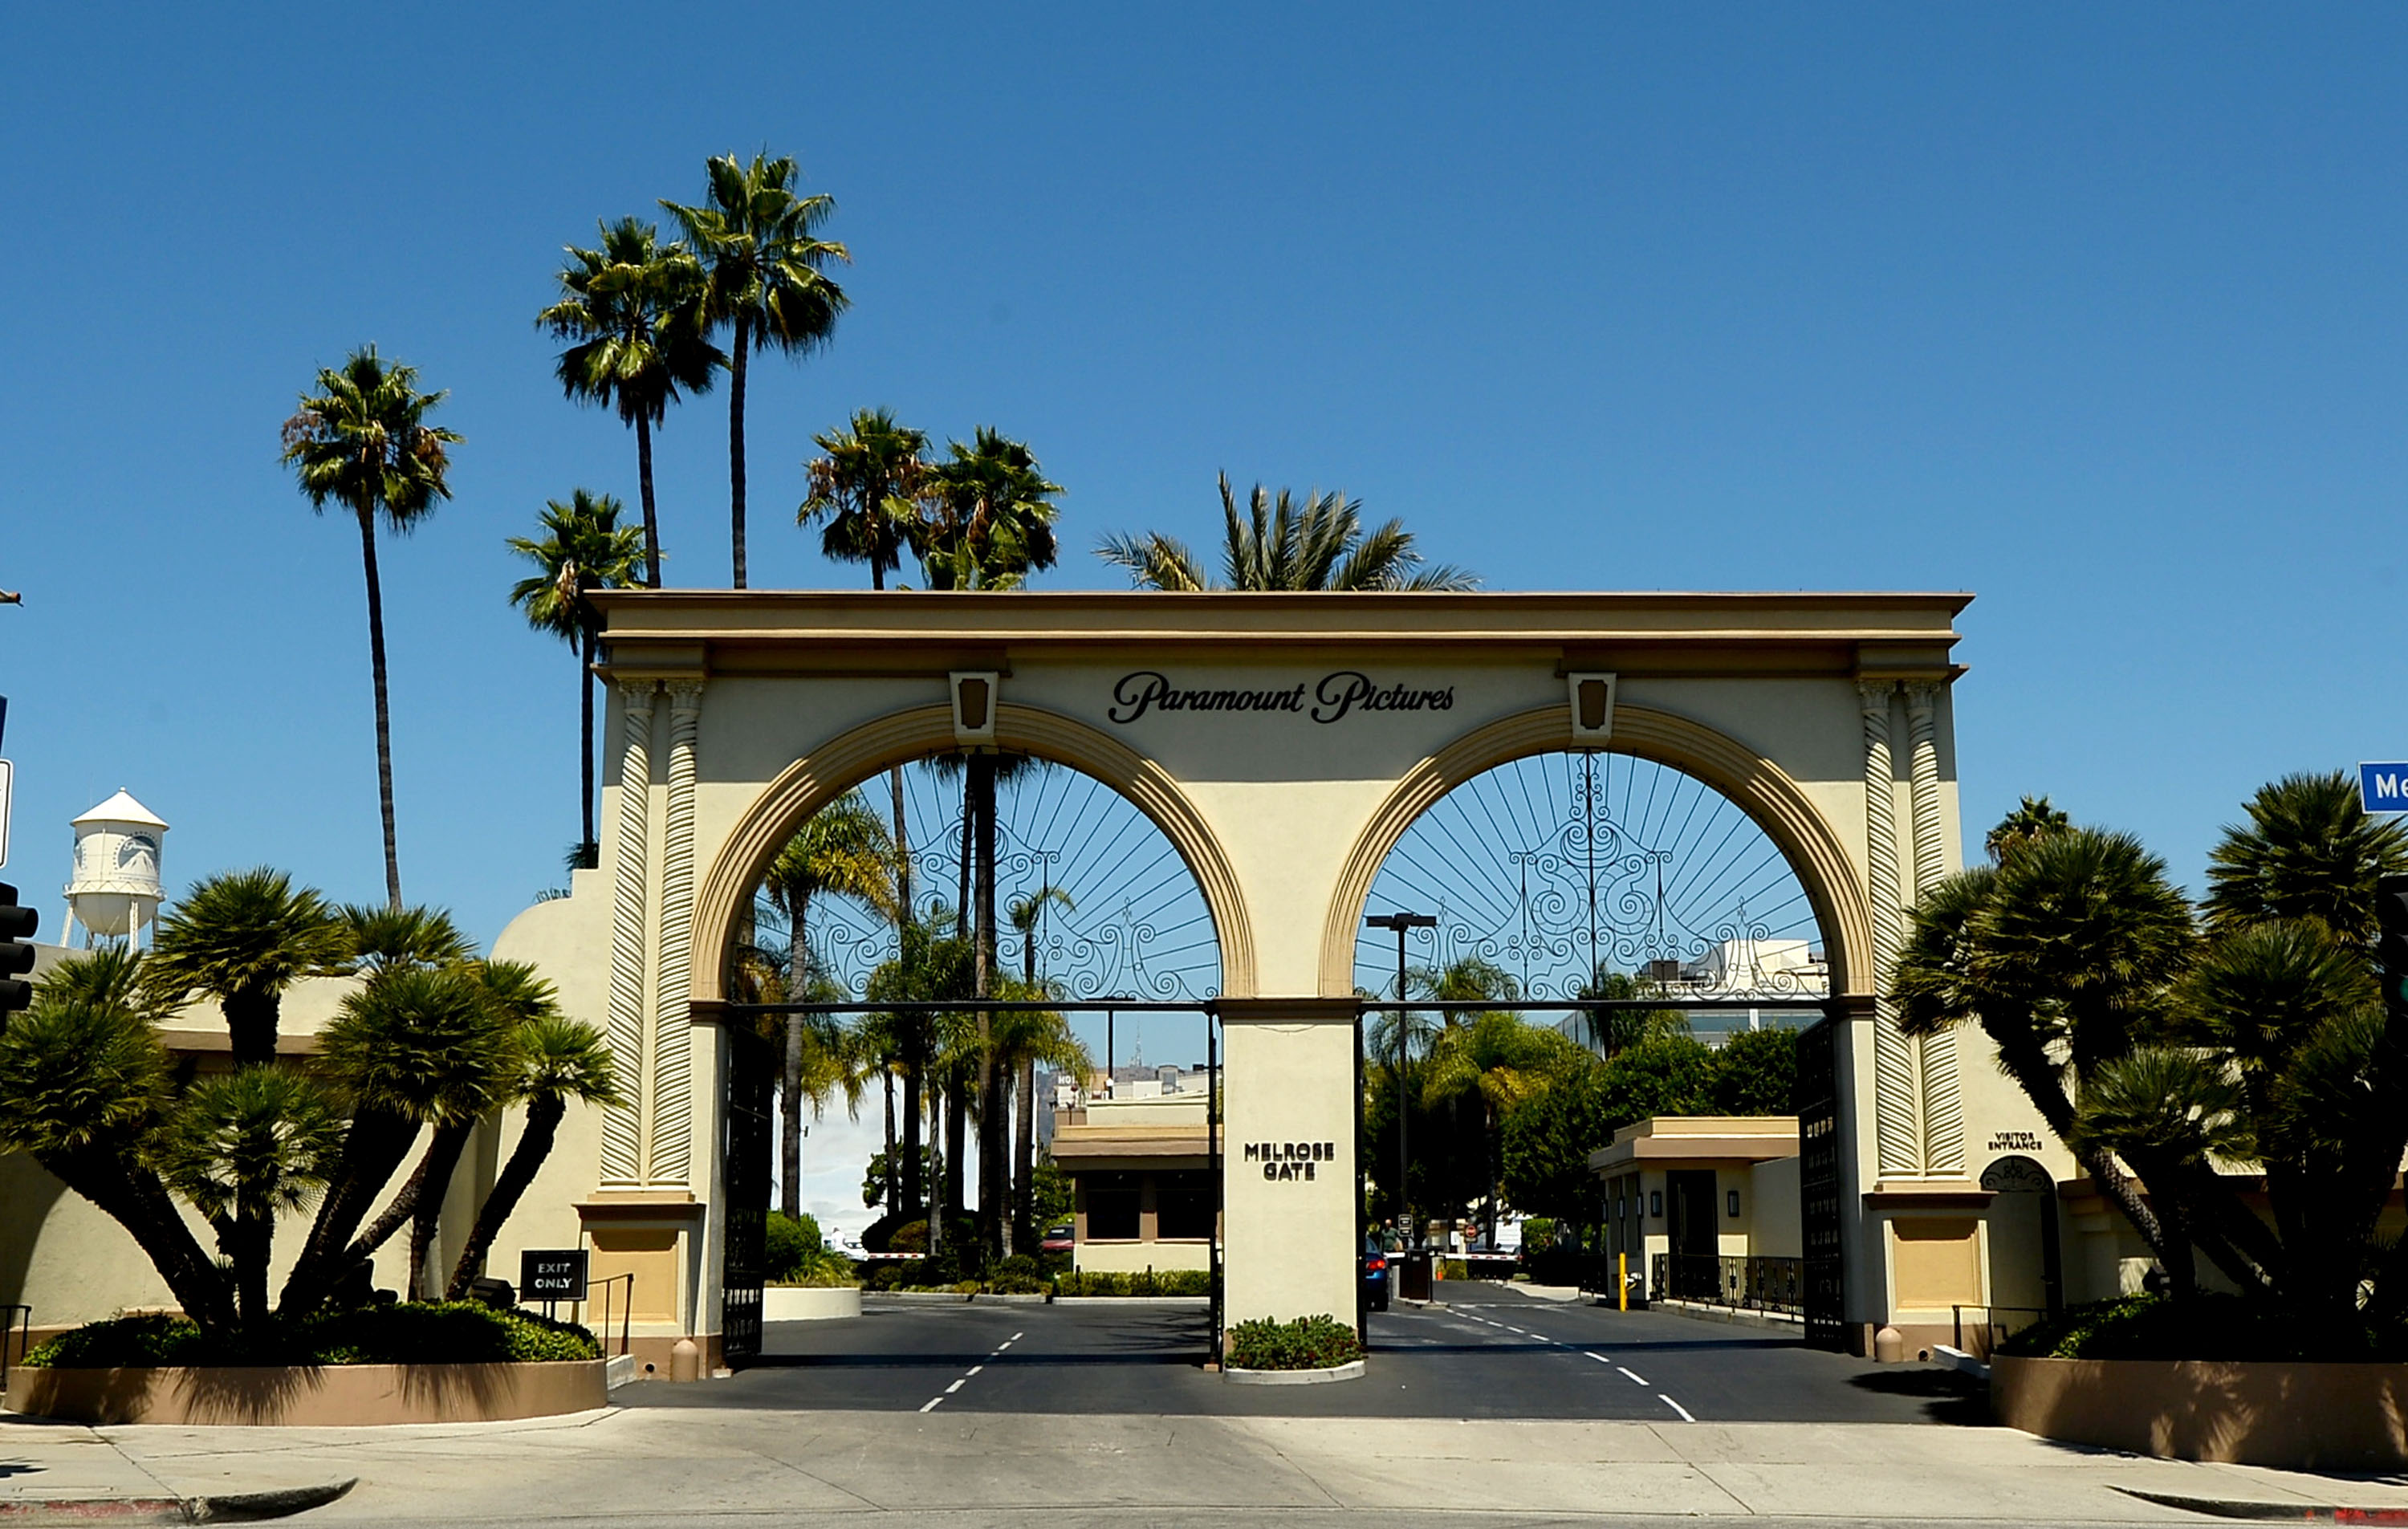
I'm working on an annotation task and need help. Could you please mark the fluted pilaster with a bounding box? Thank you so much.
[1905,681,1963,1174]
[649,679,704,1186]
[601,682,657,1186]
[1861,680,1918,1177]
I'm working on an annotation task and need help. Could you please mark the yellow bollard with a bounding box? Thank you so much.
[1618,1252,1628,1311]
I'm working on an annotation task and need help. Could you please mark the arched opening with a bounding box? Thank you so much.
[701,708,1234,1360]
[1352,750,1830,1032]
[1979,1154,2063,1351]
[1336,720,1854,1280]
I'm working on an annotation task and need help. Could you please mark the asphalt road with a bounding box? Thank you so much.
[621,1290,1982,1425]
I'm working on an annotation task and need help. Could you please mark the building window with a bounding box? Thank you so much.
[1156,1173,1214,1240]
[1727,1189,1742,1218]
[1086,1173,1141,1241]
[1649,1190,1663,1218]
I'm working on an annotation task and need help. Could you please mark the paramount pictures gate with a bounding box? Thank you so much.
[548,588,2046,1365]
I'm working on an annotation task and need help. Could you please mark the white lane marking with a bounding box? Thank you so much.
[967,1364,984,1376]
[945,1380,966,1393]
[1011,1331,1025,1340]
[919,1397,944,1413]
[1618,1366,1651,1385]
[1658,1393,1696,1423]
[1584,1351,1613,1364]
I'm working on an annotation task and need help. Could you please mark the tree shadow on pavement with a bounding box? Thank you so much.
[1846,1365,1991,1425]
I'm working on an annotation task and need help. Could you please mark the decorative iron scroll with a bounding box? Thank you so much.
[1352,751,1829,1009]
[750,758,1222,1006]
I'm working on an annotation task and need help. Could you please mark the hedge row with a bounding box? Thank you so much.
[26,1303,601,1368]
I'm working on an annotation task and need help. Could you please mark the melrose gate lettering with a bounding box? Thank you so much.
[1243,1141,1340,1181]
[1108,669,1456,725]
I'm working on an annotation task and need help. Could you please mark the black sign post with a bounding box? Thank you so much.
[520,1249,589,1317]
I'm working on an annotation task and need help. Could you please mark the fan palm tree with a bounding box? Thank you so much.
[147,868,350,1068]
[508,491,648,862]
[2204,771,2408,943]
[1000,892,1081,1255]
[761,791,899,1218]
[281,347,460,909]
[1096,474,1478,592]
[156,1067,344,1328]
[799,406,933,912]
[537,218,720,586]
[917,429,1062,592]
[801,408,930,590]
[1573,964,1692,1057]
[282,962,519,1314]
[446,1015,622,1299]
[663,152,850,588]
[1421,1010,1576,1245]
[340,901,473,974]
[1983,795,2071,864]
[0,958,235,1332]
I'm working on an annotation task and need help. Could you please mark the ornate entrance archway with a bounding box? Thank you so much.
[490,588,2004,1366]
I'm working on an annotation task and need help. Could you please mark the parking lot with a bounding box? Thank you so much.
[624,1290,1980,1424]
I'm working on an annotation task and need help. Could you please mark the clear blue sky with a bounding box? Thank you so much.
[5,3,2405,952]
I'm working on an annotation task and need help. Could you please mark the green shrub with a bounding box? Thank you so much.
[1052,1268,1211,1297]
[889,1219,929,1254]
[1996,1294,2408,1363]
[986,1255,1048,1295]
[1438,1258,1469,1283]
[1522,1217,1556,1250]
[764,1211,856,1286]
[25,1303,601,1368]
[1226,1315,1362,1372]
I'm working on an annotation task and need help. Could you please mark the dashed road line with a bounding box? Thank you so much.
[1658,1393,1696,1422]
[918,1397,943,1413]
[1583,1351,1613,1364]
[1617,1366,1651,1385]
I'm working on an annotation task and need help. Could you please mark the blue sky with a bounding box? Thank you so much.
[6,2,2406,959]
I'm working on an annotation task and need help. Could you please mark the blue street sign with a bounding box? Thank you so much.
[2361,763,2408,814]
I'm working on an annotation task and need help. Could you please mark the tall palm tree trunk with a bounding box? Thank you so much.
[727,316,750,588]
[406,1121,475,1298]
[579,628,598,855]
[633,413,662,588]
[955,784,973,939]
[446,1096,566,1299]
[944,1080,966,1226]
[882,1070,898,1212]
[972,756,1003,1263]
[1013,1059,1035,1255]
[355,506,404,909]
[901,1072,924,1226]
[781,901,807,1219]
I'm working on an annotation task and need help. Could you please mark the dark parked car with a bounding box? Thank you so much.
[1363,1238,1389,1311]
[1041,1222,1075,1255]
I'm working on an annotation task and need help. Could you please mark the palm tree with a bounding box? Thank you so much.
[1421,1010,1575,1245]
[537,218,721,587]
[340,902,474,973]
[0,956,236,1332]
[1005,889,1076,1253]
[509,491,648,862]
[156,1067,343,1328]
[1574,964,1691,1058]
[918,429,1062,591]
[1983,795,2071,864]
[799,406,933,916]
[447,1015,621,1298]
[801,408,930,590]
[281,347,461,909]
[2204,771,2408,942]
[1096,474,1478,592]
[663,152,850,588]
[760,792,899,1218]
[147,868,350,1068]
[282,962,518,1314]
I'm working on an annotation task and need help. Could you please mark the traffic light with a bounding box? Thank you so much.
[2379,875,2408,1027]
[0,882,35,1016]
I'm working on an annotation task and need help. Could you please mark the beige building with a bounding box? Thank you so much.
[1049,1084,1216,1275]
[3,588,2099,1366]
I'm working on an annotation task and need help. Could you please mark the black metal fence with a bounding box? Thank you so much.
[1649,1254,1805,1316]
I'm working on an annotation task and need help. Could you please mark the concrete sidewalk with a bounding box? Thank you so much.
[13,1403,2408,1523]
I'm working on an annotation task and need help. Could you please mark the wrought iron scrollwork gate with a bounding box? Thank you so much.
[1796,1012,1845,1350]
[721,1022,775,1366]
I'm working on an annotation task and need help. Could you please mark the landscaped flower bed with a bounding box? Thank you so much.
[12,1304,607,1426]
[1222,1314,1364,1382]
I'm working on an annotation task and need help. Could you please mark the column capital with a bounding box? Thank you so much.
[1856,679,1898,715]
[665,678,706,713]
[619,679,661,710]
[1902,679,1944,714]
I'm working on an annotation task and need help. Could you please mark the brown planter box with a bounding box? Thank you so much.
[1993,1353,2408,1469]
[6,1360,606,1426]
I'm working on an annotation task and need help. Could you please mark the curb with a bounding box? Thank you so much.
[0,1480,356,1527]
[2112,1486,2408,1522]
[1048,1296,1210,1307]
[1223,1360,1365,1386]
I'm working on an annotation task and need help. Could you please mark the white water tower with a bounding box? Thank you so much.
[63,790,168,949]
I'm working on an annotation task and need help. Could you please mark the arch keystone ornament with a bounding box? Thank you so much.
[540,588,1978,1365]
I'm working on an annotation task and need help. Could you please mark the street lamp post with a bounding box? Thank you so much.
[1365,911,1437,1246]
